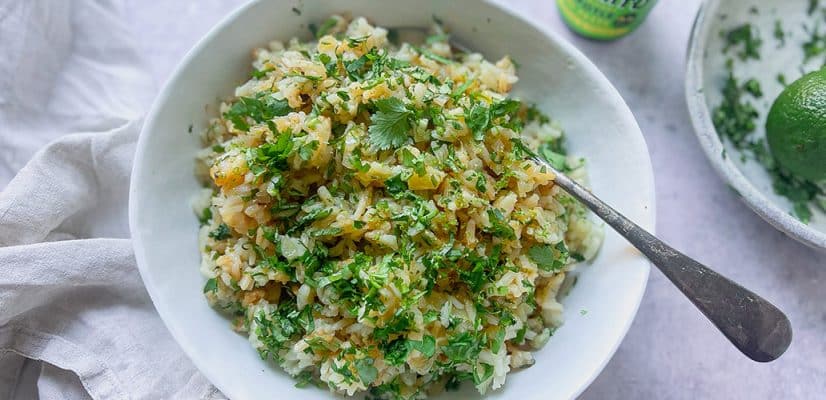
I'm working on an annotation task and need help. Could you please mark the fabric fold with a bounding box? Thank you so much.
[0,0,222,398]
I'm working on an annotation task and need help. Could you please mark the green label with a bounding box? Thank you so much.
[557,0,658,40]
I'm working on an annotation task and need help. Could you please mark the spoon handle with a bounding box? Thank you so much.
[541,159,792,362]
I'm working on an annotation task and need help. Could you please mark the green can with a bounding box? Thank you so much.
[557,0,659,40]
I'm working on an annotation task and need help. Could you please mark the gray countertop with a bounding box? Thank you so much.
[4,0,825,398]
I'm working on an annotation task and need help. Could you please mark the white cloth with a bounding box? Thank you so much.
[0,0,223,398]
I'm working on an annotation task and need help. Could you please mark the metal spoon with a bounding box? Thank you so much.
[535,154,792,362]
[395,26,793,362]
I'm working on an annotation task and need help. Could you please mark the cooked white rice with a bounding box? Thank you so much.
[194,15,603,399]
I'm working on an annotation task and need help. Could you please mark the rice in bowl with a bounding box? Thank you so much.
[194,15,603,399]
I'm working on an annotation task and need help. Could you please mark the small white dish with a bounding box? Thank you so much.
[686,0,826,251]
[129,0,656,398]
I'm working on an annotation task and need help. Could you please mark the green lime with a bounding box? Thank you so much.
[766,69,826,183]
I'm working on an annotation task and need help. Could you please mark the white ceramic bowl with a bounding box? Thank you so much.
[686,0,826,251]
[129,1,655,398]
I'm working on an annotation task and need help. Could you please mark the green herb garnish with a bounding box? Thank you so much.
[368,97,413,150]
[528,242,570,272]
[722,24,762,61]
[208,223,232,240]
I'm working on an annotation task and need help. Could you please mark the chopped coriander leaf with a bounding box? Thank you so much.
[224,95,292,132]
[355,358,379,385]
[443,332,481,362]
[410,335,436,357]
[771,166,820,223]
[198,207,213,225]
[384,174,409,196]
[251,66,274,79]
[526,104,551,124]
[294,371,314,388]
[373,311,413,341]
[312,17,338,39]
[528,242,570,272]
[208,223,232,240]
[474,173,487,193]
[484,209,516,240]
[284,72,322,82]
[426,33,449,44]
[744,78,762,97]
[491,99,521,121]
[466,102,491,141]
[330,360,357,383]
[202,278,218,294]
[711,60,759,148]
[773,20,785,47]
[400,148,426,176]
[722,24,762,61]
[539,145,567,171]
[311,227,343,237]
[368,97,413,150]
[451,78,473,99]
[490,327,507,353]
[381,338,410,366]
[347,35,369,47]
[802,24,826,63]
[418,47,453,64]
[246,131,294,176]
[298,140,319,161]
[473,363,494,386]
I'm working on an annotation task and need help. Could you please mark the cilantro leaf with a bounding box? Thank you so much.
[355,358,378,385]
[473,363,495,386]
[539,146,567,171]
[528,242,570,272]
[198,207,212,225]
[311,17,337,39]
[467,99,523,140]
[374,311,413,341]
[208,223,232,240]
[381,338,410,365]
[202,278,218,294]
[722,24,762,61]
[368,97,413,150]
[483,209,515,240]
[224,95,293,132]
[297,140,319,161]
[384,174,409,197]
[466,103,490,141]
[526,104,551,124]
[310,227,342,237]
[294,370,314,388]
[712,60,759,148]
[246,131,294,177]
[251,67,274,79]
[410,335,436,357]
[443,332,481,362]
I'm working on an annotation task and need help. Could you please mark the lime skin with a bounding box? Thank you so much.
[766,69,826,183]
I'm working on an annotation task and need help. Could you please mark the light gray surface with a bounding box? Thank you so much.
[3,0,825,398]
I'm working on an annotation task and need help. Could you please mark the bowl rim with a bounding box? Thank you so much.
[685,0,826,251]
[128,1,657,398]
